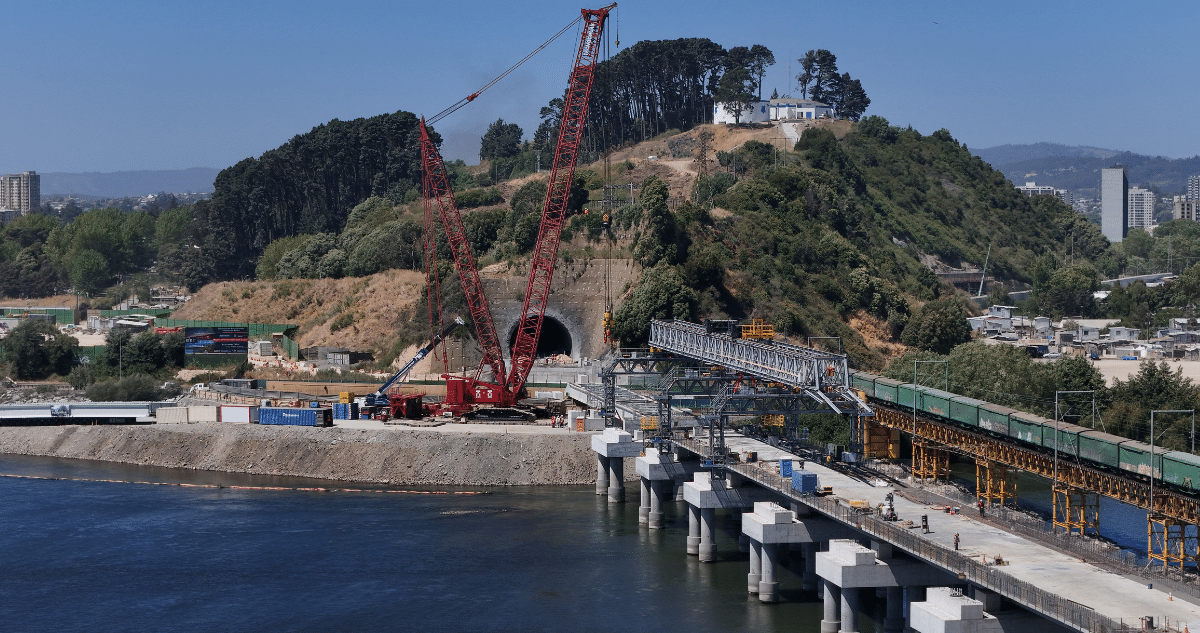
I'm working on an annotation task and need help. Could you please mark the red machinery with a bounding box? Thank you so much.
[419,4,615,416]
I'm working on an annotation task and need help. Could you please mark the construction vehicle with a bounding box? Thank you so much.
[362,317,464,420]
[417,4,615,421]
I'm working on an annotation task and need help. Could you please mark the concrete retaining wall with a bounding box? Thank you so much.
[0,425,618,486]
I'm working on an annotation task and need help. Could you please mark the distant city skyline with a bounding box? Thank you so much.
[1,0,1197,176]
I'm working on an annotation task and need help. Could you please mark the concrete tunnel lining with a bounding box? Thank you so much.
[506,315,573,358]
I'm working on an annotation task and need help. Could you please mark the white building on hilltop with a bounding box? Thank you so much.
[713,98,834,125]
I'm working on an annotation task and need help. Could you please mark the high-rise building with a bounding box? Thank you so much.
[1175,195,1200,222]
[1101,166,1128,242]
[1128,186,1156,230]
[1188,174,1200,200]
[0,171,40,216]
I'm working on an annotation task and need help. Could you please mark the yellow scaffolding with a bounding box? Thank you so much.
[1052,484,1099,536]
[640,416,659,431]
[863,417,900,460]
[740,319,775,340]
[975,459,1017,506]
[912,440,950,481]
[1148,514,1197,571]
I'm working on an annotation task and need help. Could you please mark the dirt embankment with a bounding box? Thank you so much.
[0,425,615,486]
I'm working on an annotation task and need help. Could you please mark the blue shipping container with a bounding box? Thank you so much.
[259,407,332,427]
[791,470,819,494]
[333,403,351,420]
[780,459,793,478]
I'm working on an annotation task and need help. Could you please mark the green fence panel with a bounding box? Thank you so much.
[280,334,299,360]
[2,307,75,325]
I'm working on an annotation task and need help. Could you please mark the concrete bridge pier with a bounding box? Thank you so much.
[687,504,701,555]
[816,539,956,633]
[635,451,674,529]
[683,473,761,563]
[747,539,762,594]
[803,543,818,591]
[821,579,842,633]
[742,501,809,603]
[595,454,608,496]
[591,428,641,504]
[909,587,1001,633]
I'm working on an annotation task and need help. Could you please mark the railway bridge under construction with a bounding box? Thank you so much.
[572,319,1200,633]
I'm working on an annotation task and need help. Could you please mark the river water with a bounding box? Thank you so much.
[1,454,872,633]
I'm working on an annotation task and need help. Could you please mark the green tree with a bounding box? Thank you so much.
[796,49,840,102]
[611,264,697,346]
[633,176,679,267]
[69,249,110,296]
[900,297,972,355]
[715,66,757,124]
[1035,263,1100,317]
[832,74,870,121]
[1,320,78,379]
[480,119,523,161]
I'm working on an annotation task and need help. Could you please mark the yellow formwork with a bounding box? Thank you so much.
[1052,484,1099,536]
[912,440,950,481]
[976,459,1018,506]
[1148,514,1198,571]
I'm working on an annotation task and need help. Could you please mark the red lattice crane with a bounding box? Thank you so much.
[420,4,615,410]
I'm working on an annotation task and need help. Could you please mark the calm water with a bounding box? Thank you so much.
[0,455,884,633]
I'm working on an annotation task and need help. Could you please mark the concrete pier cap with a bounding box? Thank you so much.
[817,539,953,589]
[635,450,673,480]
[591,428,641,458]
[910,587,1001,633]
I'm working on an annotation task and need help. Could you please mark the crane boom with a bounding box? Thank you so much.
[370,317,465,403]
[419,122,507,387]
[504,3,614,396]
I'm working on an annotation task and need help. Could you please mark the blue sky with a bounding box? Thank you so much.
[1,0,1196,176]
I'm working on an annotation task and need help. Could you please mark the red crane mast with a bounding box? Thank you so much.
[420,4,615,408]
[504,4,614,395]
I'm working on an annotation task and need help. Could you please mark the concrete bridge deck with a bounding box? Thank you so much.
[669,432,1199,631]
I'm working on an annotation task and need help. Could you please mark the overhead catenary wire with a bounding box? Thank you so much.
[426,13,587,126]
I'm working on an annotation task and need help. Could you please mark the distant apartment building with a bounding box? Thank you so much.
[1189,174,1200,200]
[1128,186,1156,230]
[1175,195,1200,221]
[1101,166,1128,242]
[1017,181,1073,206]
[0,171,40,216]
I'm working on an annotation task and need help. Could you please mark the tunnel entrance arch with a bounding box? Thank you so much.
[507,316,573,359]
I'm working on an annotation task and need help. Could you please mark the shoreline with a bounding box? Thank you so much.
[0,424,618,486]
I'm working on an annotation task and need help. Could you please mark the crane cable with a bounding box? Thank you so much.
[426,13,587,126]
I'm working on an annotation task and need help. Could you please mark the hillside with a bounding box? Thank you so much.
[971,143,1200,195]
[170,270,425,354]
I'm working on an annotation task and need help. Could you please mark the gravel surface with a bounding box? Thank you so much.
[0,424,627,486]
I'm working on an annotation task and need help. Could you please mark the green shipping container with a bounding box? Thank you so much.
[873,377,901,404]
[1118,440,1161,480]
[949,396,986,427]
[895,383,920,409]
[1077,430,1122,469]
[1010,411,1047,447]
[1048,422,1084,459]
[1162,451,1200,493]
[850,373,874,394]
[978,403,1015,436]
[918,387,953,420]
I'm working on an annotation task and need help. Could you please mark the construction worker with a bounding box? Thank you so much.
[978,499,985,517]
[954,533,960,551]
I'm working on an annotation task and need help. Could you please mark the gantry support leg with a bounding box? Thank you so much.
[912,440,950,481]
[1052,484,1099,536]
[975,459,1017,507]
[1148,513,1197,573]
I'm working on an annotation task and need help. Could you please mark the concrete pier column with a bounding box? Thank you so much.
[607,457,624,503]
[910,587,1002,633]
[821,579,841,633]
[758,542,779,603]
[747,539,762,593]
[840,587,860,633]
[648,479,664,529]
[591,428,639,503]
[699,507,717,562]
[803,543,818,591]
[595,454,609,495]
[638,477,650,524]
[687,503,701,555]
[884,586,905,632]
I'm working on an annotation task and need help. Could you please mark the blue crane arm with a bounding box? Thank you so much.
[372,317,464,401]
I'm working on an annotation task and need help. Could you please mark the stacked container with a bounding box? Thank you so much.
[790,470,820,494]
[258,407,333,427]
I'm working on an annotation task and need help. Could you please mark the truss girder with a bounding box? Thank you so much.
[875,407,1200,524]
[647,320,872,416]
